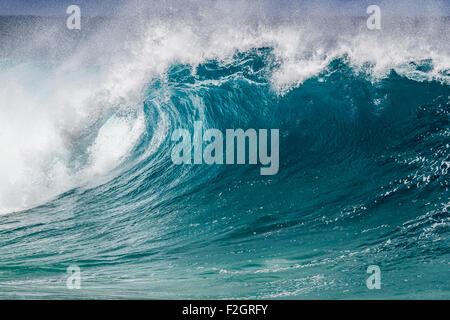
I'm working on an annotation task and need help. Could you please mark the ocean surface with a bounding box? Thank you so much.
[0,9,449,299]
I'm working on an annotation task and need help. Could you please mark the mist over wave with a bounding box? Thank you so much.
[0,0,448,299]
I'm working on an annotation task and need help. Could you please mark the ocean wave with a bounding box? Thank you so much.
[0,6,449,298]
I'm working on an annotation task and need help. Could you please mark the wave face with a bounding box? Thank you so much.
[0,4,449,298]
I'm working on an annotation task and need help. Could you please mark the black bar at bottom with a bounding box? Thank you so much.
[0,300,447,318]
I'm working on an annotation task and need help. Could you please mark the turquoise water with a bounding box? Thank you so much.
[0,13,449,299]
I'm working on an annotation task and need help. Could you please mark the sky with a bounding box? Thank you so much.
[0,0,449,17]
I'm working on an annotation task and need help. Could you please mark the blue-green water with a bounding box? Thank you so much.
[0,12,449,299]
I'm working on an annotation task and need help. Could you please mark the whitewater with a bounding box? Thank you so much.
[0,0,449,299]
